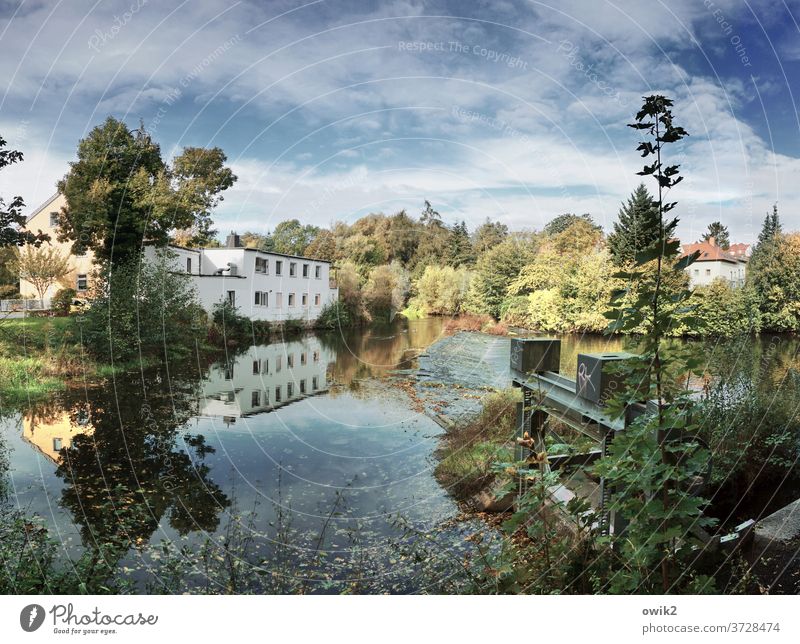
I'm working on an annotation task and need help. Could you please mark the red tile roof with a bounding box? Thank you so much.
[680,239,749,263]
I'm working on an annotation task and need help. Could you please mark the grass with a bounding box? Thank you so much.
[435,388,520,501]
[0,355,65,405]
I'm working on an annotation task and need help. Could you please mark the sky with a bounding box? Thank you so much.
[1,0,799,244]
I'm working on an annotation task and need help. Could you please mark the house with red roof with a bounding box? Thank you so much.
[679,237,750,289]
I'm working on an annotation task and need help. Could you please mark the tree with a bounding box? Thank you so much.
[271,219,320,255]
[597,95,714,593]
[57,117,235,266]
[607,183,660,265]
[11,245,72,302]
[447,221,474,267]
[419,200,441,227]
[385,210,419,265]
[756,203,781,247]
[304,229,336,260]
[363,262,409,322]
[543,213,599,237]
[0,135,49,248]
[240,231,274,252]
[748,228,800,332]
[412,265,471,315]
[701,221,730,249]
[170,147,236,246]
[472,218,508,255]
[466,238,535,318]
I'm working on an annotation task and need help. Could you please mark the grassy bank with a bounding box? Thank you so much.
[434,388,519,501]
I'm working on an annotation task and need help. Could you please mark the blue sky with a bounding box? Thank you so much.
[1,0,799,243]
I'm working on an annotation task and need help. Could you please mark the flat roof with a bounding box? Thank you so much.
[202,246,332,264]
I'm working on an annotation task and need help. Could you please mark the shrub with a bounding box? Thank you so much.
[314,300,354,329]
[51,288,77,316]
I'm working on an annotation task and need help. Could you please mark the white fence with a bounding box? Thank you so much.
[0,298,47,312]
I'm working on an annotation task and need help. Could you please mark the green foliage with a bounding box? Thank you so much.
[363,262,409,322]
[57,117,235,265]
[701,221,730,249]
[472,217,508,255]
[271,219,320,255]
[596,94,716,593]
[747,220,800,332]
[1,135,49,248]
[466,238,535,318]
[447,221,475,267]
[544,212,600,237]
[410,265,471,316]
[313,300,354,329]
[607,183,660,265]
[51,287,77,316]
[79,249,203,363]
[692,279,760,336]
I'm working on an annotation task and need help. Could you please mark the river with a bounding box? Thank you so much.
[0,319,798,592]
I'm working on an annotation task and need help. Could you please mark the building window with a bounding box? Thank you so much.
[300,352,307,365]
[255,257,268,274]
[253,360,260,375]
[289,262,297,277]
[53,437,63,451]
[255,292,261,305]
[315,265,321,279]
[287,382,294,397]
[264,389,269,405]
[705,269,711,276]
[275,261,283,276]
[262,359,268,373]
[276,356,282,372]
[302,293,308,306]
[262,292,268,306]
[302,263,309,278]
[313,350,319,362]
[76,274,88,291]
[312,376,318,391]
[287,354,294,368]
[275,386,282,402]
[300,379,306,394]
[49,212,58,227]
[288,293,295,307]
[314,294,320,306]
[276,292,283,308]
[251,390,261,407]
[186,258,192,273]
[224,363,234,380]
[693,269,699,276]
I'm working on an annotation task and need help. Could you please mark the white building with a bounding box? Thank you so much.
[680,238,750,289]
[145,233,338,322]
[20,194,338,322]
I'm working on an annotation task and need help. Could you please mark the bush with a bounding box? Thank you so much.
[51,288,77,316]
[80,250,203,363]
[314,300,354,329]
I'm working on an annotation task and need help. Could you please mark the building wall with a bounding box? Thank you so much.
[19,193,96,302]
[194,248,338,321]
[686,259,747,288]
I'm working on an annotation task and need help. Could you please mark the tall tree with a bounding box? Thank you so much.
[472,218,508,255]
[607,183,660,265]
[57,117,235,266]
[756,204,781,248]
[0,135,49,248]
[701,221,730,249]
[544,212,600,237]
[271,219,320,255]
[447,220,474,267]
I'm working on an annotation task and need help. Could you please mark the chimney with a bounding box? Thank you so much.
[708,236,716,247]
[226,231,242,248]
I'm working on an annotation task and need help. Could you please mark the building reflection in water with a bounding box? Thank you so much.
[22,408,93,464]
[199,336,331,423]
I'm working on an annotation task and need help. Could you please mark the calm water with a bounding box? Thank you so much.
[1,320,798,592]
